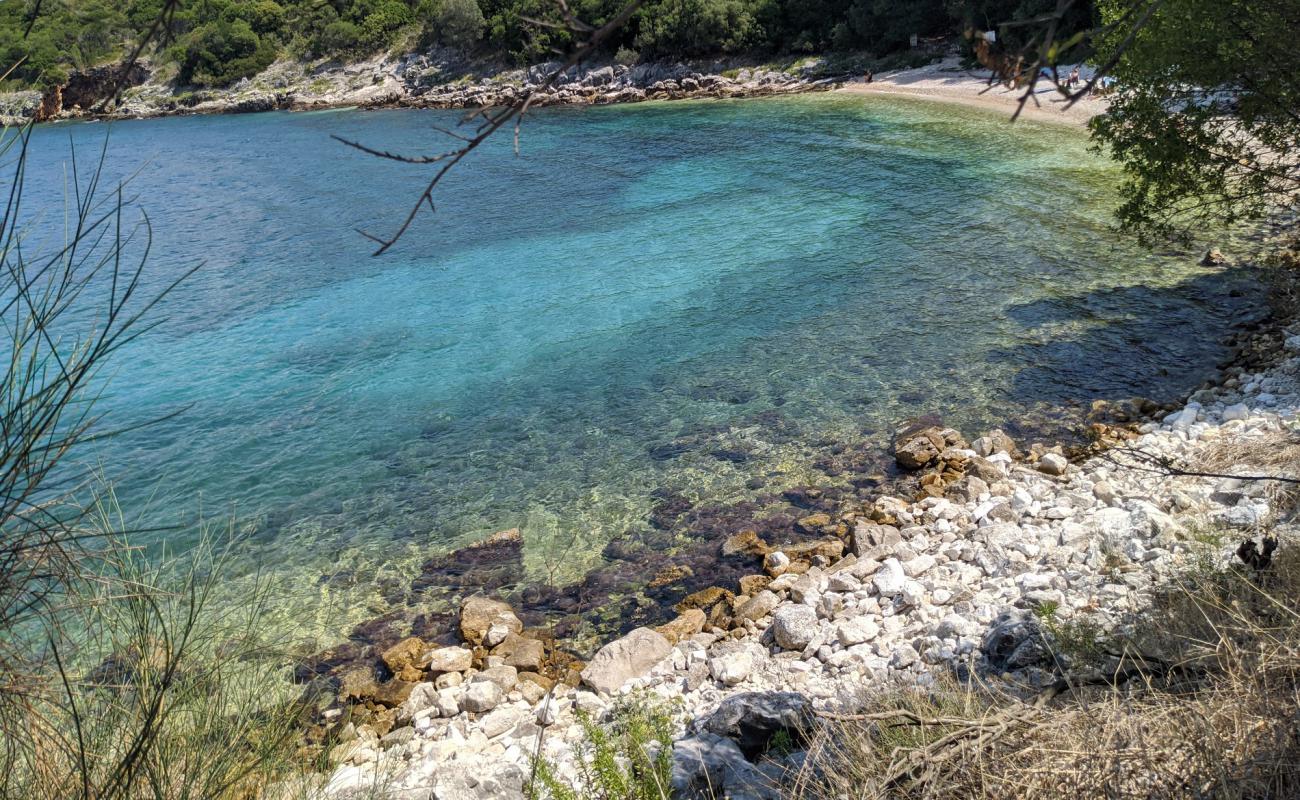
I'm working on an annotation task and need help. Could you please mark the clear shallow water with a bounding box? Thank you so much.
[24,94,1258,634]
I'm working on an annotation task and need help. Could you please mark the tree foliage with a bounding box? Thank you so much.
[0,0,1099,88]
[1090,0,1300,242]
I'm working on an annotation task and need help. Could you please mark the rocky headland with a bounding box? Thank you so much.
[0,51,847,126]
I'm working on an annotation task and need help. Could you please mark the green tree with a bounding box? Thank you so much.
[430,0,486,48]
[174,18,276,86]
[1090,0,1300,242]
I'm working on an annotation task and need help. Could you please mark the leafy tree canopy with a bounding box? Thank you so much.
[1090,0,1300,242]
[0,0,1096,89]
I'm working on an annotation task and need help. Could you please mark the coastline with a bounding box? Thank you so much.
[303,227,1299,799]
[837,58,1106,128]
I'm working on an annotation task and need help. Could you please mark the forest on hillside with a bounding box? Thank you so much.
[0,0,1095,89]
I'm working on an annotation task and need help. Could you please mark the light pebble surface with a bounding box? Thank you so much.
[312,333,1298,799]
[838,56,1109,127]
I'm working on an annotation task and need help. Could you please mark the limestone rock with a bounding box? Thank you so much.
[579,627,671,695]
[460,595,523,647]
[380,636,427,682]
[703,691,812,757]
[655,609,706,644]
[461,680,504,713]
[771,605,818,651]
[426,645,473,674]
[492,634,545,672]
[736,590,781,621]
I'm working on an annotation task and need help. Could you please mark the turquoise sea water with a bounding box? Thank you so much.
[24,94,1258,634]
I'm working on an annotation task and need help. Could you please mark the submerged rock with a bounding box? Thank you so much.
[459,595,523,647]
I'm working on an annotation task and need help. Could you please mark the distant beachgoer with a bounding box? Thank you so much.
[1069,67,1080,88]
[864,70,874,83]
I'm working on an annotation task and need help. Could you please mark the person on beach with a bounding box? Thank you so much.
[1069,67,1080,88]
[864,70,874,83]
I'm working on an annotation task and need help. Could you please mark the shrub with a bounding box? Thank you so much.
[614,45,639,65]
[431,0,486,49]
[360,0,416,49]
[527,691,680,800]
[174,19,277,87]
[313,19,365,57]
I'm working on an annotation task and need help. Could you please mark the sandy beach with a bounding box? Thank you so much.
[839,57,1107,127]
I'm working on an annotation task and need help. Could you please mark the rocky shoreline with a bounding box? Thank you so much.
[284,237,1300,800]
[0,52,848,126]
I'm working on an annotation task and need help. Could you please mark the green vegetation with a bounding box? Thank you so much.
[0,0,1098,89]
[527,691,680,800]
[1091,0,1300,243]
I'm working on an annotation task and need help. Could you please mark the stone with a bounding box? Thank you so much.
[739,574,773,596]
[736,590,781,621]
[852,522,901,557]
[703,692,812,757]
[1092,481,1119,506]
[1037,453,1068,476]
[654,609,706,644]
[771,605,818,651]
[484,622,513,647]
[763,550,791,576]
[1222,403,1250,421]
[709,649,754,686]
[894,430,940,470]
[479,707,521,738]
[835,617,879,646]
[782,539,845,563]
[426,645,473,674]
[982,609,1050,670]
[434,687,461,717]
[492,634,545,672]
[434,671,463,690]
[474,664,519,694]
[676,586,733,613]
[672,735,780,800]
[872,558,907,596]
[795,513,832,533]
[580,627,672,695]
[722,530,770,558]
[461,680,503,713]
[380,636,428,680]
[459,595,523,647]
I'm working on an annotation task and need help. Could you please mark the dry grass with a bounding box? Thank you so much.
[1195,430,1300,512]
[789,537,1300,799]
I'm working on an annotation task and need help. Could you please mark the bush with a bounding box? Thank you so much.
[360,0,416,49]
[174,18,277,87]
[528,691,680,800]
[614,45,639,65]
[431,0,486,49]
[634,0,761,58]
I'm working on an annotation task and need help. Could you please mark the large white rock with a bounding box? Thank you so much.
[708,650,754,686]
[872,558,907,596]
[580,627,672,695]
[426,645,473,673]
[771,605,819,651]
[835,617,880,646]
[460,681,502,713]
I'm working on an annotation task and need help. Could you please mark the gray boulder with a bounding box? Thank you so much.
[982,609,1052,670]
[580,627,671,695]
[770,605,818,651]
[703,692,812,757]
[672,734,781,800]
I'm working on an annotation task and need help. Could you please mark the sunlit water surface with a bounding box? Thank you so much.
[23,94,1259,637]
